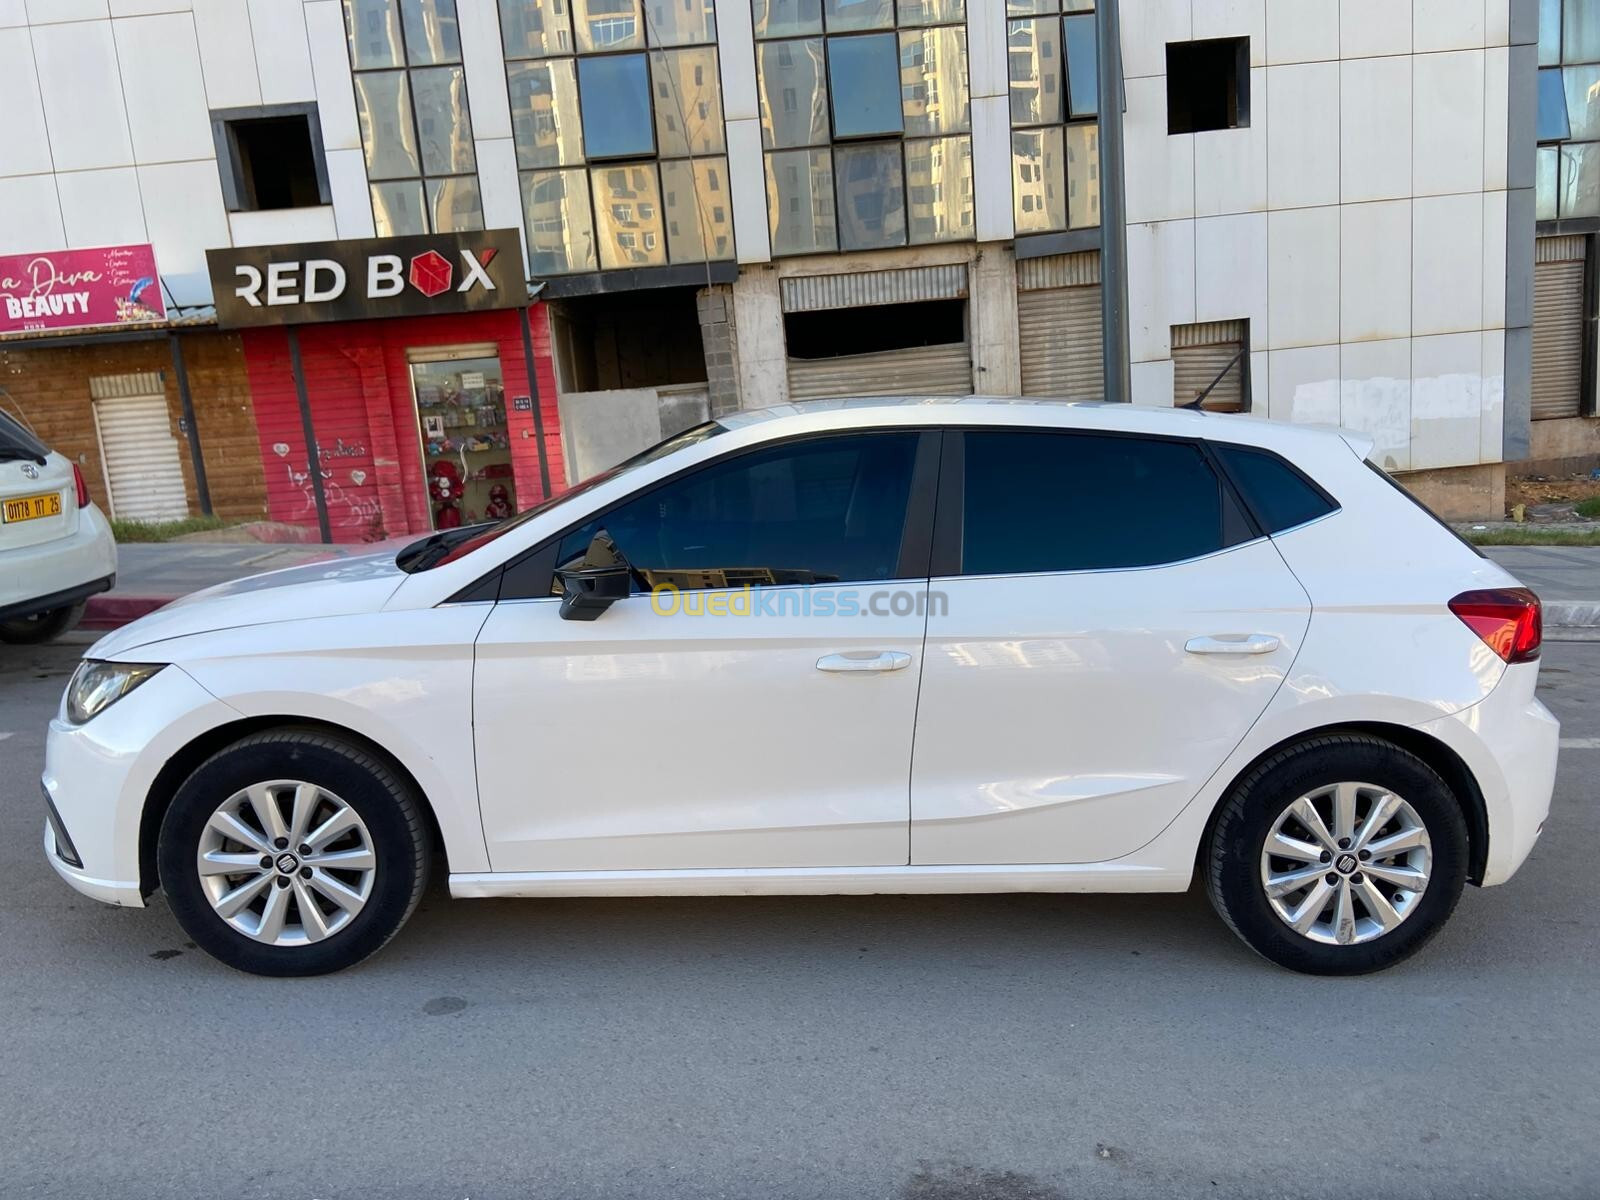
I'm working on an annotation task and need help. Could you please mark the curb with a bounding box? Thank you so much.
[81,594,175,631]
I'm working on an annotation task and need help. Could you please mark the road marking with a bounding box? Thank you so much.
[1560,737,1600,749]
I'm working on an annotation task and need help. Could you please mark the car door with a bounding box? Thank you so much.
[911,428,1313,865]
[473,428,939,873]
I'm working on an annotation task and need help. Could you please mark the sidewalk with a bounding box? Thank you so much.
[82,541,381,629]
[76,542,1600,636]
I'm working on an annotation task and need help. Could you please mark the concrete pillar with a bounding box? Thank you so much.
[696,284,742,418]
[730,265,789,409]
[969,246,1021,395]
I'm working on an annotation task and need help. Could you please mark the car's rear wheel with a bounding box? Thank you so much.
[0,601,85,644]
[157,730,429,976]
[1204,735,1468,975]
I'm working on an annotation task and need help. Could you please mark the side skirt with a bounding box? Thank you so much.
[448,862,1192,899]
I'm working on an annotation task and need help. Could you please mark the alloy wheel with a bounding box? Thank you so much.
[194,780,377,946]
[1259,780,1433,946]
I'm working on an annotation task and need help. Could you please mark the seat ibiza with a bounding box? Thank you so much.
[42,399,1558,976]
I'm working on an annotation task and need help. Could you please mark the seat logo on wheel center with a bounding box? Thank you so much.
[1335,853,1358,875]
[274,852,300,874]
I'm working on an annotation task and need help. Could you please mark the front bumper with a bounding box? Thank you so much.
[1417,660,1560,887]
[41,662,240,909]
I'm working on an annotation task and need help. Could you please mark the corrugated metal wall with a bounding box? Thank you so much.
[787,343,972,400]
[779,264,968,313]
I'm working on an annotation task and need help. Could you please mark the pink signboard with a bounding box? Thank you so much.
[0,243,165,335]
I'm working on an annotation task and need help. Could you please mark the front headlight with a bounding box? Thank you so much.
[65,660,165,725]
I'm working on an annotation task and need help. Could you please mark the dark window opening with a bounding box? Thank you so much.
[785,298,966,359]
[214,106,328,212]
[550,287,708,392]
[1166,37,1250,134]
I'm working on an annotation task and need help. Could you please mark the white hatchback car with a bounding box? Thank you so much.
[1,409,116,643]
[42,399,1558,976]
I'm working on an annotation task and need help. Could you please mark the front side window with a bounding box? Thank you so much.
[555,431,920,588]
[960,430,1228,575]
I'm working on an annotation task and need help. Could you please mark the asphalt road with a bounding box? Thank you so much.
[2,638,1598,1199]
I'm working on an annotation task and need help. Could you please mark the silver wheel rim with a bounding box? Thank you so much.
[196,780,376,947]
[1259,781,1433,946]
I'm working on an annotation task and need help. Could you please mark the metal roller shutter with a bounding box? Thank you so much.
[786,342,972,401]
[1017,251,1103,399]
[1018,287,1103,398]
[1172,320,1246,412]
[90,374,188,522]
[1532,236,1586,421]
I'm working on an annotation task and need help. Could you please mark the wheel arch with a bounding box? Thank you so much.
[1200,722,1491,886]
[137,716,446,899]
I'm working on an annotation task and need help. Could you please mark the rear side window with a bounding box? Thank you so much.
[961,431,1228,575]
[1212,443,1336,533]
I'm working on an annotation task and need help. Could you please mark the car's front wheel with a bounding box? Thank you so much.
[0,601,85,644]
[1204,735,1469,975]
[157,729,429,976]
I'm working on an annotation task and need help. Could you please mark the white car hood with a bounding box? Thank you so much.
[89,550,409,659]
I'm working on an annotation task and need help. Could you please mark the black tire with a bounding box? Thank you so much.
[157,729,429,976]
[0,600,85,644]
[1204,734,1469,975]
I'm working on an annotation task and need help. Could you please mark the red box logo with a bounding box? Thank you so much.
[409,250,453,298]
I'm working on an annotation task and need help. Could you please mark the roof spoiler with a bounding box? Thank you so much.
[1337,429,1376,461]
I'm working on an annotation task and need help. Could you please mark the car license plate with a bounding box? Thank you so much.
[2,492,62,523]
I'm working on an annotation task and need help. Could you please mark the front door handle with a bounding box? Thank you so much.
[816,651,912,673]
[1185,634,1281,656]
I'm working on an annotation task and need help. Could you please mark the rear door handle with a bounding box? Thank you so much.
[1185,634,1281,656]
[816,651,912,673]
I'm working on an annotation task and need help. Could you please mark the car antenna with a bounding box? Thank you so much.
[1180,347,1247,411]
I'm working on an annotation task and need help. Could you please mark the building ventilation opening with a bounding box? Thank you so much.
[783,298,972,400]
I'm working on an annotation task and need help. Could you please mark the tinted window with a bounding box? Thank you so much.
[961,431,1225,574]
[1213,443,1336,533]
[556,432,919,587]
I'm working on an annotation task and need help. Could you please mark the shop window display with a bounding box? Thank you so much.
[410,354,517,528]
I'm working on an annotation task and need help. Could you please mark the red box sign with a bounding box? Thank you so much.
[0,243,165,335]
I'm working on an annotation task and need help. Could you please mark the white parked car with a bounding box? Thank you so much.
[42,399,1557,976]
[1,409,116,644]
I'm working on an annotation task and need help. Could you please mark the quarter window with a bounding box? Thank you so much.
[1212,443,1336,534]
[555,432,920,587]
[959,431,1228,575]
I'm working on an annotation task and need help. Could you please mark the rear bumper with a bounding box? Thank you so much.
[0,502,117,617]
[1417,660,1560,886]
[0,572,115,622]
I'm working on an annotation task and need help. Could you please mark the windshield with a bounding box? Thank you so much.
[401,420,728,572]
[0,408,48,463]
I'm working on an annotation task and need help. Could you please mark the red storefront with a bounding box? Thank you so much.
[210,229,564,544]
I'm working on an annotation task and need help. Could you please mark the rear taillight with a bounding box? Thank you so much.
[1449,588,1542,664]
[72,463,89,509]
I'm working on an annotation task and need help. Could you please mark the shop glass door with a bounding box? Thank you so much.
[410,352,517,530]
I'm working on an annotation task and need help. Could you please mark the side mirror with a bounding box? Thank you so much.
[556,531,634,621]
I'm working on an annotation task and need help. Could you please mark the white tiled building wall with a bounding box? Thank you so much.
[0,0,1531,479]
[1122,0,1518,473]
[0,0,363,306]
